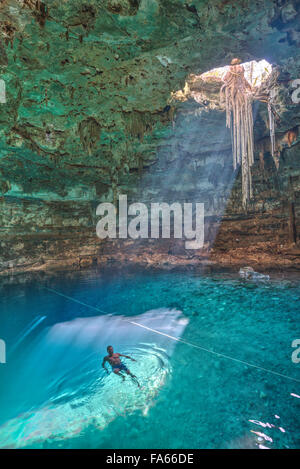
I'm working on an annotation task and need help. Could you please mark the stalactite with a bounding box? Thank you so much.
[268,88,276,166]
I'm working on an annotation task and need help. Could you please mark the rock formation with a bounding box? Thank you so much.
[0,0,300,273]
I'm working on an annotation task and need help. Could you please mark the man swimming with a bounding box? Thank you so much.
[102,345,140,387]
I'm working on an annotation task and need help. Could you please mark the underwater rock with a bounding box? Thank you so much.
[239,267,270,281]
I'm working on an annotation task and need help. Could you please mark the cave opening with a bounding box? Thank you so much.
[199,59,272,88]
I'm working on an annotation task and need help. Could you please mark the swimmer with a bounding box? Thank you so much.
[102,345,140,387]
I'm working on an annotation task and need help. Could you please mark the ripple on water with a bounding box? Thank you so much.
[0,302,187,448]
[0,271,299,449]
[0,345,173,448]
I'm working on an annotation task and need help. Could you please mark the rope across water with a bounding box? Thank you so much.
[45,287,300,384]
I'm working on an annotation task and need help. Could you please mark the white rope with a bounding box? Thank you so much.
[45,287,300,384]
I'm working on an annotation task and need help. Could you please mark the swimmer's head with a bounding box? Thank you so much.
[107,345,113,355]
[231,58,241,65]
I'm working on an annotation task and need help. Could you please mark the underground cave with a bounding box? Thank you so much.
[0,0,299,452]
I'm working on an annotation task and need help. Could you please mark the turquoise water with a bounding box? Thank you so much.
[0,267,299,449]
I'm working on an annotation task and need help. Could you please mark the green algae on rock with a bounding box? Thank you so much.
[0,0,299,272]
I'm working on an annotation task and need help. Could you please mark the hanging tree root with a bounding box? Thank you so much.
[220,64,278,209]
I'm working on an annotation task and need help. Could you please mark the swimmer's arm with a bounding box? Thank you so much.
[102,356,109,373]
[119,353,136,362]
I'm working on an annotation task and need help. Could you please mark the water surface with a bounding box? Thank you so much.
[0,267,299,449]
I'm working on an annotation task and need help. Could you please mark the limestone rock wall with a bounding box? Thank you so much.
[0,0,300,272]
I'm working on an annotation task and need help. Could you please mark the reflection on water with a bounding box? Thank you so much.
[0,309,187,448]
[228,414,293,449]
[248,416,288,449]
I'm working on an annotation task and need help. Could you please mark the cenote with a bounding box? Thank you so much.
[0,267,299,449]
[1,0,300,454]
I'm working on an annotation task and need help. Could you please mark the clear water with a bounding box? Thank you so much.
[0,267,299,449]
